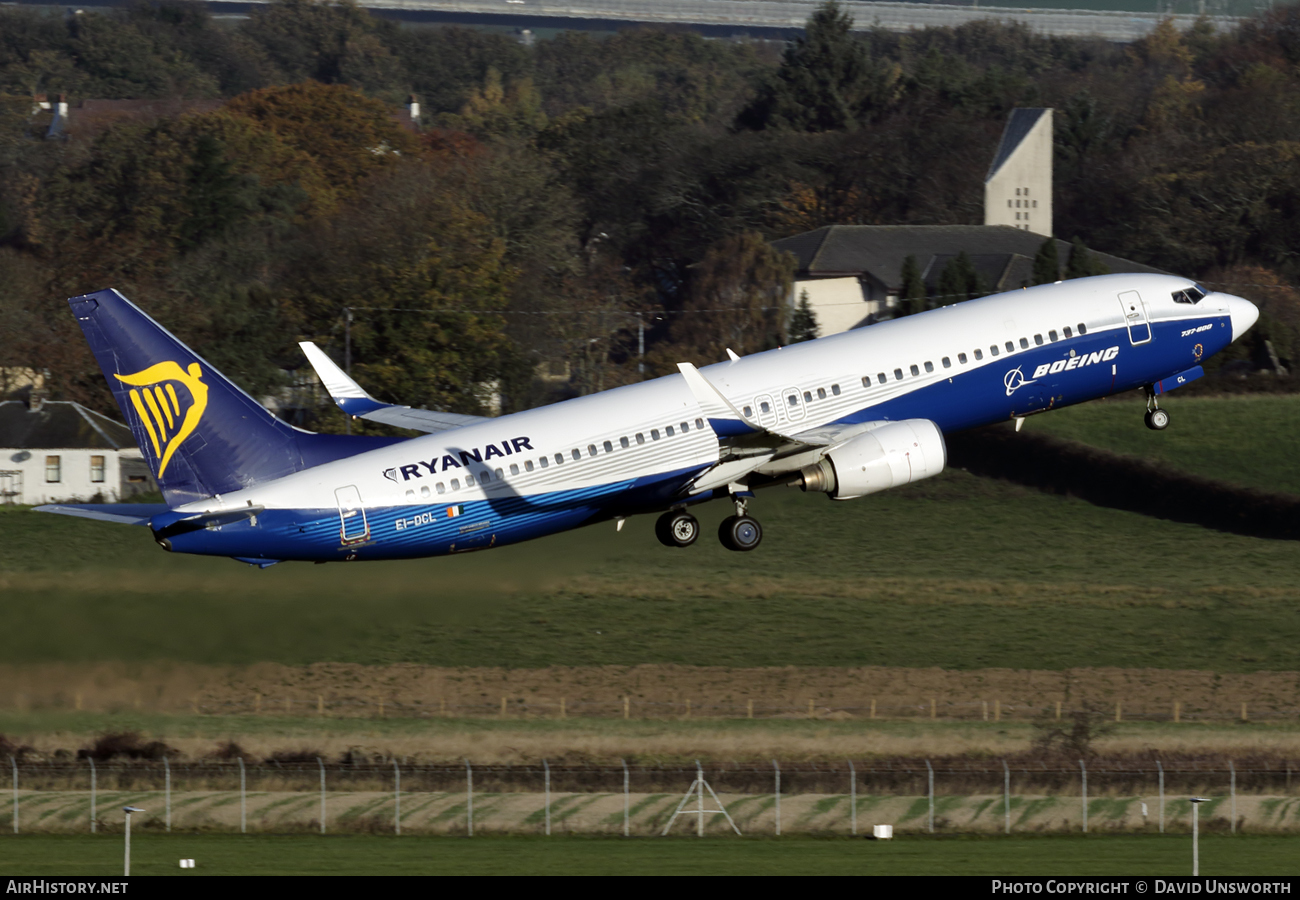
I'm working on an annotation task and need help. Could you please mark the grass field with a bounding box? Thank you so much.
[6,447,1300,671]
[1029,394,1300,496]
[2,833,1297,876]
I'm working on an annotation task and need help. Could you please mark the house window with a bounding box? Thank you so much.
[1007,200,1012,208]
[90,455,105,483]
[1033,200,1037,208]
[45,456,60,483]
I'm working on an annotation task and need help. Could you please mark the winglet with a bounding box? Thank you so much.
[299,342,390,417]
[677,363,757,437]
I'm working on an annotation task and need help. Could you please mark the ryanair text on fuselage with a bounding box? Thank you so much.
[383,436,535,482]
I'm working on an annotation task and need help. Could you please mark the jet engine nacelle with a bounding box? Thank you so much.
[799,419,946,500]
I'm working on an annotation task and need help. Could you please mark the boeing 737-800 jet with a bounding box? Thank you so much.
[37,274,1258,565]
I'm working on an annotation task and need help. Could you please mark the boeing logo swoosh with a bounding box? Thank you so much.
[1003,367,1037,397]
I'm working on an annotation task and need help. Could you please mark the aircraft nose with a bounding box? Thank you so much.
[1224,294,1259,342]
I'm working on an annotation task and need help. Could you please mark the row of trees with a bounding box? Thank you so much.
[3,0,1300,423]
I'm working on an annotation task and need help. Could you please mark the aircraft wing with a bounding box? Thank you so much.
[678,363,890,494]
[34,503,170,525]
[299,342,490,434]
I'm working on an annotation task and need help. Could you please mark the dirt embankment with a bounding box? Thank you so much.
[4,662,1299,722]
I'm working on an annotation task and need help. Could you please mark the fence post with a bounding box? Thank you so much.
[1079,759,1087,834]
[318,757,326,835]
[465,759,473,837]
[1003,759,1011,834]
[10,755,16,834]
[394,758,401,836]
[238,757,246,834]
[848,760,856,836]
[772,759,781,836]
[88,757,96,833]
[164,756,171,833]
[1230,760,1236,834]
[543,759,551,836]
[1157,760,1164,834]
[696,760,705,838]
[925,759,934,834]
[622,759,629,838]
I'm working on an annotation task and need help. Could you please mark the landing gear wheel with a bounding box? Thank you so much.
[718,515,763,552]
[1144,408,1170,431]
[655,511,700,548]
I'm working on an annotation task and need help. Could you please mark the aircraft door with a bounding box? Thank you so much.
[1118,291,1152,345]
[334,485,370,544]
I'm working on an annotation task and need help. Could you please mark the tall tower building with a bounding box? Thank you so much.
[984,108,1052,237]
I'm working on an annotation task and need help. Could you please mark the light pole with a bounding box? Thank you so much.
[1189,797,1210,876]
[123,806,145,876]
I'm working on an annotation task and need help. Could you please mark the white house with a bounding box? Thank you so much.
[0,397,154,505]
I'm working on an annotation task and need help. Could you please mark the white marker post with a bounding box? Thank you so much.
[1189,797,1210,876]
[123,806,145,876]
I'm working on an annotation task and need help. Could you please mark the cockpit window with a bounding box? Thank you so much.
[1172,284,1209,304]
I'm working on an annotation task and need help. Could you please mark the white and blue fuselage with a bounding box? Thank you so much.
[48,274,1259,563]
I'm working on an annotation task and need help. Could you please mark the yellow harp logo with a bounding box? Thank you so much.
[115,362,209,477]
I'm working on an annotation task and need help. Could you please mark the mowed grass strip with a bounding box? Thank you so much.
[5,393,1300,672]
[1,833,1297,876]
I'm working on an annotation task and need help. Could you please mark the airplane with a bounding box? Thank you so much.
[36,273,1258,565]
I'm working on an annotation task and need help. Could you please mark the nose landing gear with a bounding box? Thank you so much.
[1144,386,1170,431]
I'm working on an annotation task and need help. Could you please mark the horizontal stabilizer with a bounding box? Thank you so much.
[35,503,170,526]
[299,342,489,434]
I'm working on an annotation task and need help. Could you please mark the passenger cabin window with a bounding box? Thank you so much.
[743,406,753,417]
[877,373,887,384]
[465,474,476,486]
[909,364,920,376]
[894,369,904,381]
[1064,327,1073,338]
[481,471,492,484]
[924,361,934,373]
[495,468,504,479]
[604,440,614,452]
[1078,322,1088,335]
[406,490,415,500]
[539,457,549,468]
[1005,342,1014,353]
[588,444,598,456]
[680,422,690,432]
[1048,330,1058,342]
[831,384,840,395]
[524,461,534,472]
[665,426,674,437]
[804,391,812,403]
[620,437,630,449]
[1019,338,1029,349]
[1034,334,1044,346]
[451,478,461,490]
[420,485,430,498]
[695,418,705,429]
[817,387,827,399]
[787,394,798,407]
[957,353,967,364]
[650,430,660,441]
[760,401,771,413]
[571,449,581,460]
[636,433,645,445]
[555,453,564,465]
[942,358,951,369]
[437,483,446,494]
[974,349,983,360]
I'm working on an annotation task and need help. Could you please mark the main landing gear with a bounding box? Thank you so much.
[654,496,764,552]
[1144,386,1170,431]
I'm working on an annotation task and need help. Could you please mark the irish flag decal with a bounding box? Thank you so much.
[446,505,464,518]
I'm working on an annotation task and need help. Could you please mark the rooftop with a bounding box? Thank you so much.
[0,400,136,451]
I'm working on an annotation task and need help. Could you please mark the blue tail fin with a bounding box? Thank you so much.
[69,289,400,505]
